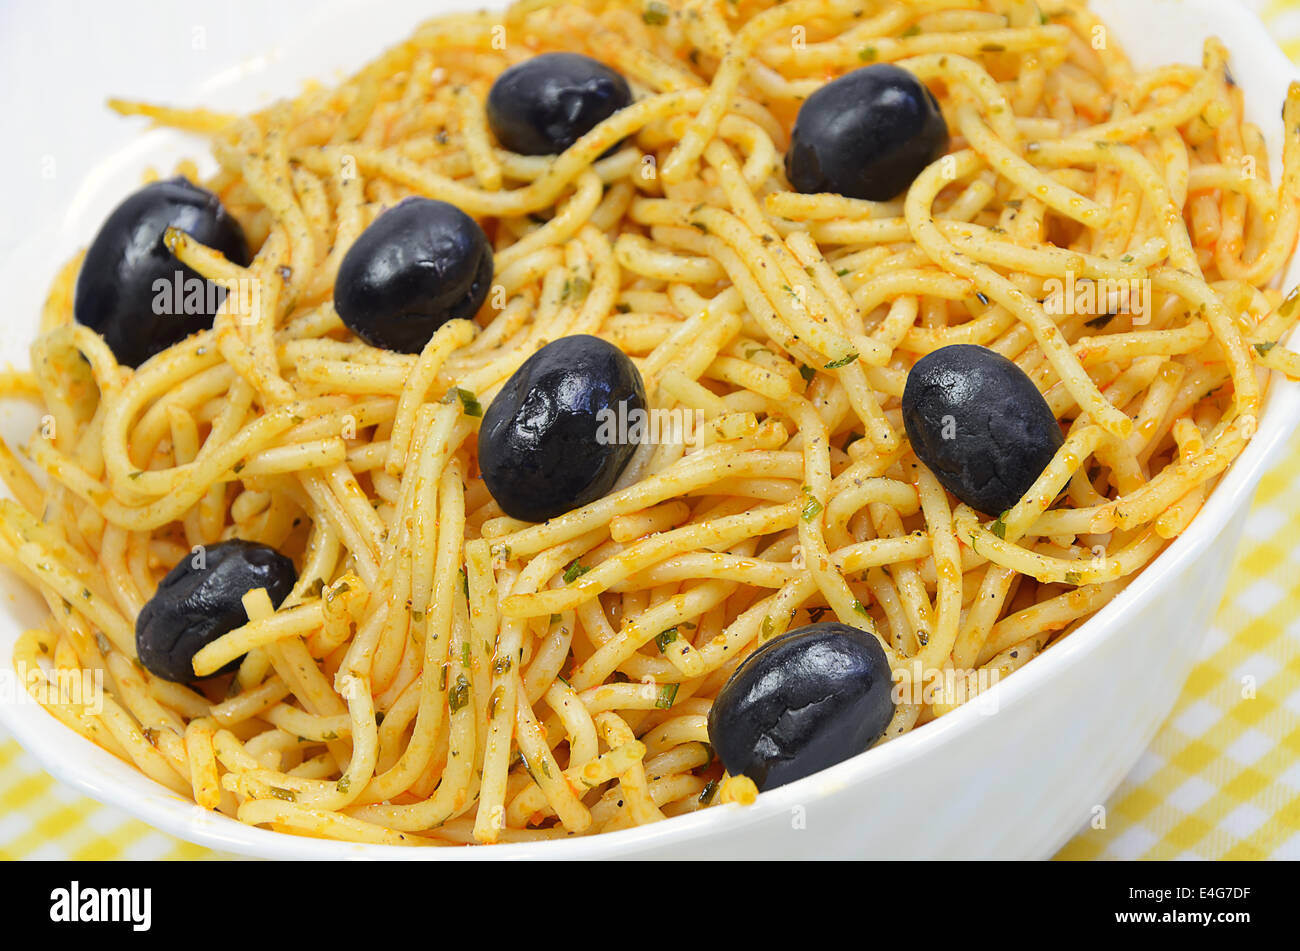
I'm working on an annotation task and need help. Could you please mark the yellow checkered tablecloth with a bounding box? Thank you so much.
[3,0,1300,862]
[1058,425,1300,859]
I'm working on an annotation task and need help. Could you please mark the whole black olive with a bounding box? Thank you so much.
[707,622,895,791]
[135,539,297,683]
[333,197,493,354]
[902,344,1064,516]
[486,52,633,155]
[73,177,250,368]
[477,335,646,522]
[785,64,949,201]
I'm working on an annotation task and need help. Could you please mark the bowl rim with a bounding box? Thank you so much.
[2,0,1299,860]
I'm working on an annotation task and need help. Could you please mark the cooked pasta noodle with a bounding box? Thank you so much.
[4,0,1300,846]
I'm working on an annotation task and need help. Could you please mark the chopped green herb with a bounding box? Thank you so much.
[655,683,680,709]
[561,275,592,302]
[991,512,1008,539]
[336,775,351,793]
[269,786,297,802]
[449,674,471,713]
[824,351,859,370]
[444,387,483,417]
[1064,571,1082,585]
[699,778,719,805]
[800,492,823,522]
[798,364,815,383]
[563,560,591,584]
[1254,341,1278,356]
[655,628,679,652]
[1278,286,1300,318]
[858,46,878,62]
[643,1,670,25]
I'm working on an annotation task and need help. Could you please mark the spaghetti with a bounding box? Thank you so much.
[4,0,1300,845]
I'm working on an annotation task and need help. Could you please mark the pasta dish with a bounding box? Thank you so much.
[3,0,1299,846]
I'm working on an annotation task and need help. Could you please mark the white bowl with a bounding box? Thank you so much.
[1,0,1297,860]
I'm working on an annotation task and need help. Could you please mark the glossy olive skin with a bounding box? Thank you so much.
[902,344,1064,516]
[334,197,493,353]
[786,64,949,201]
[135,540,297,683]
[73,178,250,368]
[478,335,646,523]
[486,52,633,155]
[707,623,895,791]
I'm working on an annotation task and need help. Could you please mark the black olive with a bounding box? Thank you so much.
[73,177,250,368]
[486,52,633,155]
[785,64,949,201]
[478,335,646,522]
[902,344,1064,516]
[334,197,493,354]
[135,539,297,683]
[707,622,895,791]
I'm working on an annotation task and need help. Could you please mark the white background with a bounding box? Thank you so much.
[0,0,436,263]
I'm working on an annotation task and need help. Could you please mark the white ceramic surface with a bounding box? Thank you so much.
[1,0,1297,859]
